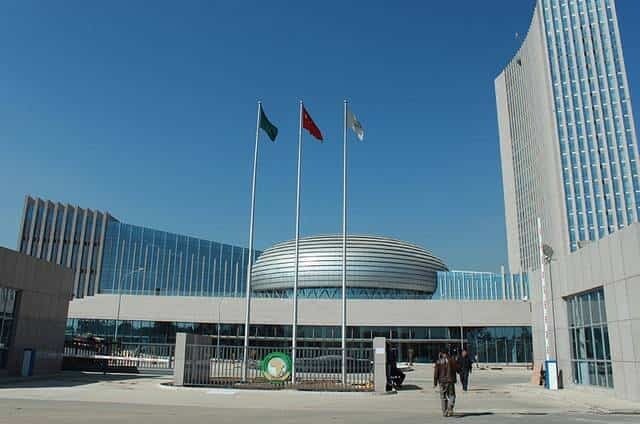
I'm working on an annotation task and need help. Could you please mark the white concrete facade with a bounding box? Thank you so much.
[18,196,111,298]
[529,223,640,401]
[495,2,570,273]
[68,295,532,328]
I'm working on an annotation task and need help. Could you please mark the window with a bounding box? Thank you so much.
[566,287,612,388]
[0,287,18,369]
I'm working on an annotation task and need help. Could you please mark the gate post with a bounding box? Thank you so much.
[373,337,386,394]
[174,332,187,386]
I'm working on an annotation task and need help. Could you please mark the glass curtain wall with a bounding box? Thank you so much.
[464,327,532,364]
[99,220,259,297]
[66,318,532,364]
[0,287,18,369]
[567,287,613,388]
[434,271,530,301]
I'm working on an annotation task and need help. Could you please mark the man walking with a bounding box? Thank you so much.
[434,351,459,417]
[458,349,473,391]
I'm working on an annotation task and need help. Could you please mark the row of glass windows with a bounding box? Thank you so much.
[434,271,530,301]
[19,198,261,299]
[131,271,532,301]
[542,0,639,252]
[21,199,531,303]
[98,221,259,297]
[254,288,432,300]
[390,337,532,365]
[96,220,528,301]
[567,287,613,388]
[0,287,18,370]
[65,319,532,364]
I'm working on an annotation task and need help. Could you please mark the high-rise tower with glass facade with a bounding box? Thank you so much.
[496,0,639,272]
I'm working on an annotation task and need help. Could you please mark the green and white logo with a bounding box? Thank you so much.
[260,352,292,382]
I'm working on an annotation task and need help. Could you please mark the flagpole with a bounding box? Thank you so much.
[242,101,261,381]
[341,99,348,385]
[292,100,303,385]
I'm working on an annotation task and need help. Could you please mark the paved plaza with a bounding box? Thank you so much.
[1,366,639,423]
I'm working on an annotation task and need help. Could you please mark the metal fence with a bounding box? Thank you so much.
[64,341,175,371]
[183,344,374,391]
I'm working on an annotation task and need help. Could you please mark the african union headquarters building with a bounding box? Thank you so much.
[7,0,640,403]
[17,196,532,365]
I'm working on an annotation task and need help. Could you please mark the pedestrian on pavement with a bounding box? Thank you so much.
[474,353,479,369]
[458,349,473,391]
[385,345,405,391]
[434,350,459,417]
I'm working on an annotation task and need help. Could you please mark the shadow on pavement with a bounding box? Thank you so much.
[511,412,549,416]
[453,412,494,418]
[0,372,165,389]
[398,384,422,391]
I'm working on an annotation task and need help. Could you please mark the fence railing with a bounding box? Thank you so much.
[63,341,175,370]
[182,344,374,391]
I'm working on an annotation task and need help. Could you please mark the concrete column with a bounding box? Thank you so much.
[373,337,386,394]
[174,332,187,386]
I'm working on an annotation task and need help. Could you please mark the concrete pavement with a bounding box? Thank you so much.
[0,366,638,423]
[2,398,640,424]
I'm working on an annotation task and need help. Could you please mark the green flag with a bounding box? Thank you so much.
[259,107,278,142]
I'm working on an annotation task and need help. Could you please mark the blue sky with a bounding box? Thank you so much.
[1,1,638,271]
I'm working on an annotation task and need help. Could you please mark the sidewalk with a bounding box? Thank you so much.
[408,363,640,415]
[509,381,640,415]
[0,368,638,416]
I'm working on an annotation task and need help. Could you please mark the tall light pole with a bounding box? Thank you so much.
[542,244,559,361]
[114,267,144,342]
[216,297,223,358]
[537,218,551,361]
[538,217,559,390]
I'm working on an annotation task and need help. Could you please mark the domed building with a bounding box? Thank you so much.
[251,235,448,299]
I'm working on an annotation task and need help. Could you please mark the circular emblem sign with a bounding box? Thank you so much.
[261,352,292,382]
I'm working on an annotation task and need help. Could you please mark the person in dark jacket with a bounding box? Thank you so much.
[458,349,473,391]
[385,345,405,391]
[434,351,459,417]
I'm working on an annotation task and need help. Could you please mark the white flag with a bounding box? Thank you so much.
[347,109,364,141]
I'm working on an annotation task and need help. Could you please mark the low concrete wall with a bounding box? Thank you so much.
[0,247,73,376]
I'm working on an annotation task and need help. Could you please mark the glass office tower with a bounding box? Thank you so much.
[496,0,639,272]
[18,196,257,298]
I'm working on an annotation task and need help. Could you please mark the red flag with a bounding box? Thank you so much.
[302,106,324,142]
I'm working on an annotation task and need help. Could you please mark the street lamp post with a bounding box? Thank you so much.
[542,244,559,362]
[114,267,144,342]
[216,297,223,358]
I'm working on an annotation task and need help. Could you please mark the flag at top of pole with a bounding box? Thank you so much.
[259,106,278,142]
[347,109,364,141]
[302,106,324,141]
